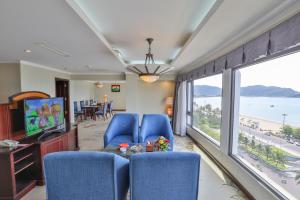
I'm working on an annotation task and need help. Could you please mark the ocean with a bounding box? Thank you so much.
[194,97,300,127]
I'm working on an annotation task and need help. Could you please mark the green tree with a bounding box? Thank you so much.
[244,137,249,147]
[293,128,300,140]
[250,139,256,149]
[257,143,263,154]
[238,133,244,143]
[275,151,286,166]
[265,145,271,160]
[281,125,293,138]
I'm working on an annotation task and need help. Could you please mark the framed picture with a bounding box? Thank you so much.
[111,84,120,92]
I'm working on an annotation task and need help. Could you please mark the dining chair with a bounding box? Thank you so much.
[130,152,200,200]
[74,101,84,122]
[80,100,86,120]
[107,101,114,117]
[95,103,108,120]
[90,99,94,105]
[85,100,89,106]
[44,151,129,200]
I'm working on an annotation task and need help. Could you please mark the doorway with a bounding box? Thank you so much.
[55,78,70,125]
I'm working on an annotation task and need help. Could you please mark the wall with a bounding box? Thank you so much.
[94,83,126,110]
[20,61,71,97]
[0,63,21,103]
[126,73,175,119]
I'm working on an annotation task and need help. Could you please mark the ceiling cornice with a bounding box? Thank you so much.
[170,0,224,65]
[178,0,300,74]
[65,0,127,67]
[20,60,72,75]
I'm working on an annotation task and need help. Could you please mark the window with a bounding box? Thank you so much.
[232,52,300,199]
[193,74,222,144]
[187,81,192,125]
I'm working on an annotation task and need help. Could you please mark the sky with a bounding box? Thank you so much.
[194,51,300,92]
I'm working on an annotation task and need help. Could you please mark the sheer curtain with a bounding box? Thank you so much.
[174,81,187,136]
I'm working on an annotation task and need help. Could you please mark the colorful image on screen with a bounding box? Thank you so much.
[24,98,64,137]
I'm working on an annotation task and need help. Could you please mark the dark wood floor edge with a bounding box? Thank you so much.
[187,135,256,200]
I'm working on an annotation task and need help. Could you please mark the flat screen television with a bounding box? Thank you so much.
[24,97,64,137]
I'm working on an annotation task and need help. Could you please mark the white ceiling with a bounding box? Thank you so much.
[0,0,300,74]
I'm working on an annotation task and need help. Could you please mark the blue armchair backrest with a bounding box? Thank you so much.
[140,114,173,139]
[130,152,200,200]
[44,151,129,200]
[104,113,139,147]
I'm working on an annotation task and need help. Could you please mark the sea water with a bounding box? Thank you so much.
[194,97,300,127]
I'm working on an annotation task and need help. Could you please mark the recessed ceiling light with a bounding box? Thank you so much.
[24,49,32,53]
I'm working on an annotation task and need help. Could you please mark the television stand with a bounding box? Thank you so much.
[0,124,79,200]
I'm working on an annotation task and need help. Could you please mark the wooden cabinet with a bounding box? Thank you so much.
[0,127,78,199]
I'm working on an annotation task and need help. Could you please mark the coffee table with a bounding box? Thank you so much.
[103,143,148,158]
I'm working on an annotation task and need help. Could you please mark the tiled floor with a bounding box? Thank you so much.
[22,119,248,200]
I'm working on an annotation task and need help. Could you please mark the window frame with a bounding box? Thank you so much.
[186,80,193,126]
[228,53,300,200]
[191,73,224,146]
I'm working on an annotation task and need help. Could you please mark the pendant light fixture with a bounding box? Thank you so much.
[127,38,172,83]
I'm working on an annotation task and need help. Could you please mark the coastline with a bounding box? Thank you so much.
[239,115,292,133]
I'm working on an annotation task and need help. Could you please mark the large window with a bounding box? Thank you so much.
[192,74,222,144]
[232,52,300,199]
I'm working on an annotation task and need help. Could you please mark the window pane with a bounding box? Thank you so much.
[232,52,300,199]
[193,74,222,143]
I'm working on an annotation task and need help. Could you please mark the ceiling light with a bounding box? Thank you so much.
[95,82,103,88]
[24,49,32,53]
[127,38,172,83]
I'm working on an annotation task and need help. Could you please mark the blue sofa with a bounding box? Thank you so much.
[139,114,174,150]
[130,152,200,200]
[104,113,139,147]
[43,152,129,200]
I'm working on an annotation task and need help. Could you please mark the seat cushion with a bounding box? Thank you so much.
[109,135,133,145]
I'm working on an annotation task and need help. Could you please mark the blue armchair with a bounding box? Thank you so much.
[130,152,201,200]
[104,113,139,147]
[43,151,129,200]
[139,114,174,150]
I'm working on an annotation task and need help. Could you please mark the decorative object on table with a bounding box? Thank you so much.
[111,84,120,92]
[130,144,143,153]
[119,143,129,154]
[126,38,173,83]
[154,136,170,151]
[165,96,174,117]
[146,141,154,152]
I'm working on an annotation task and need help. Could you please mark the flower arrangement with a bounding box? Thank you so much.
[155,136,170,151]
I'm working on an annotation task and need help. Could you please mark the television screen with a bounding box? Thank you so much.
[24,98,64,137]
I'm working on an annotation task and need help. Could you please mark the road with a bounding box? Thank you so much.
[240,125,300,157]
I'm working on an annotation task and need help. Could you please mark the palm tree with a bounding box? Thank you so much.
[265,145,271,160]
[257,143,263,154]
[250,139,256,149]
[244,137,249,148]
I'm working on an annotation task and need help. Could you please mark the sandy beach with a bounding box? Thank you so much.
[240,115,291,134]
